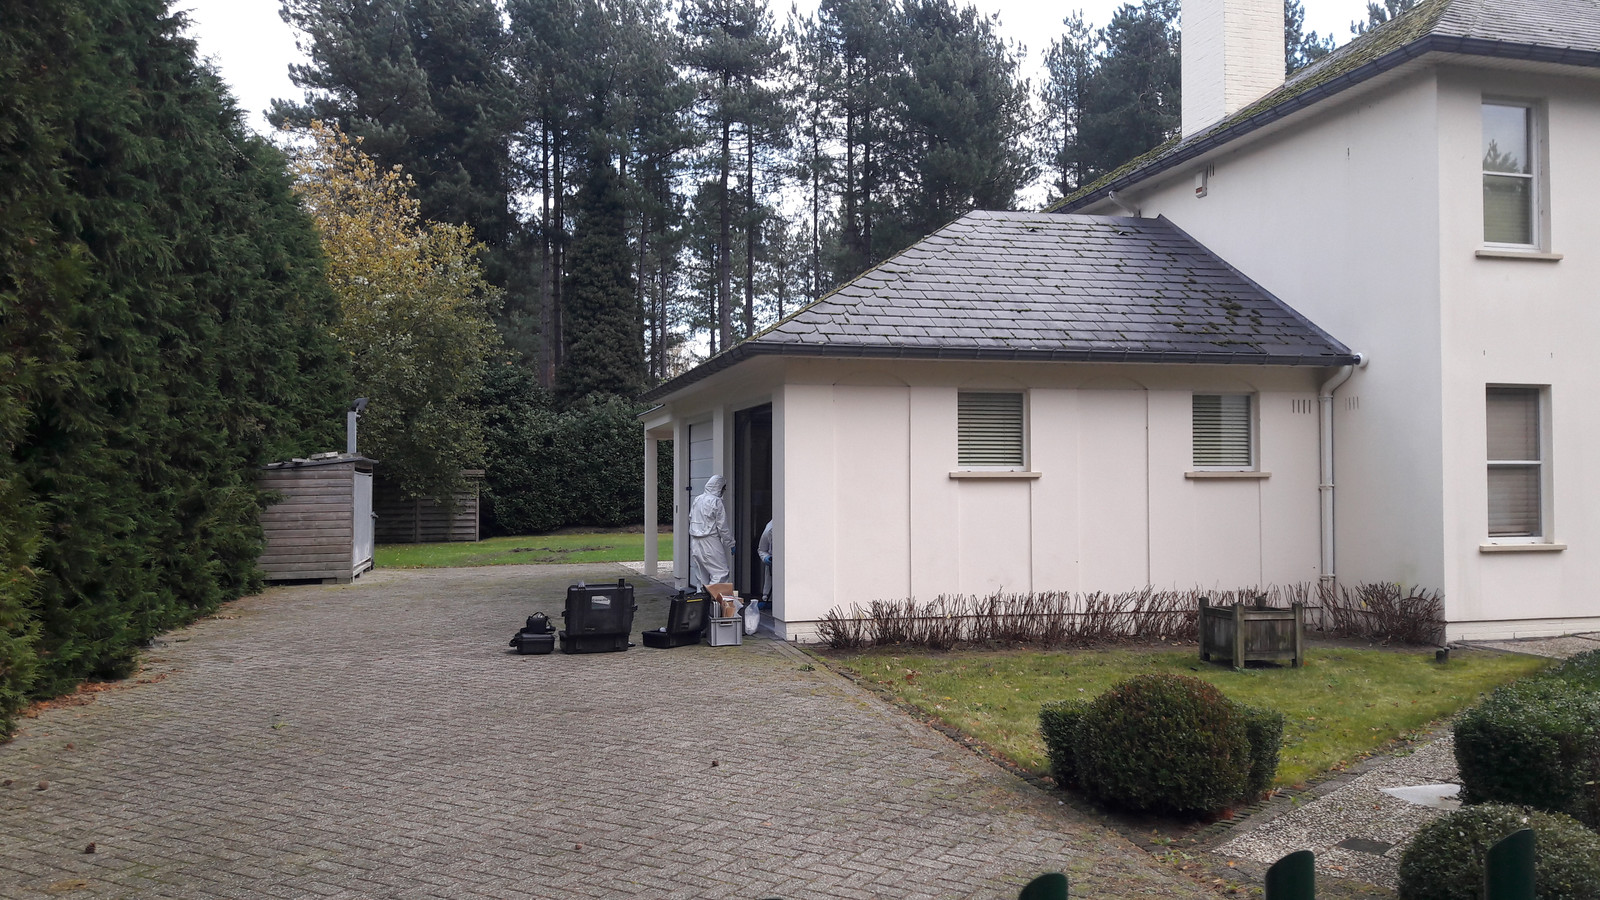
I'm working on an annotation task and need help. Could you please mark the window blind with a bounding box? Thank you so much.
[1487,387,1541,537]
[958,392,1024,467]
[1192,394,1252,468]
[1482,103,1535,245]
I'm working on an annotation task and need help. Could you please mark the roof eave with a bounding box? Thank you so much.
[1058,35,1600,214]
[639,341,1360,402]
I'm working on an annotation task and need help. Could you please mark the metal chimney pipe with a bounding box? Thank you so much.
[347,398,368,455]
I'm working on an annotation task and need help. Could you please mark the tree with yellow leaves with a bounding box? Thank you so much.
[292,121,503,501]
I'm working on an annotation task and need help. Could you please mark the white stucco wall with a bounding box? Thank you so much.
[770,360,1326,640]
[1080,61,1600,637]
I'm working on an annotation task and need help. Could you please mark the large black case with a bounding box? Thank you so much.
[558,579,636,654]
[642,591,710,649]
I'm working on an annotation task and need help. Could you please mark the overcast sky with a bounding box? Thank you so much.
[178,0,1376,135]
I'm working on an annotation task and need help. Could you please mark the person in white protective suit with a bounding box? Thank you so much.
[688,475,734,587]
[756,519,774,602]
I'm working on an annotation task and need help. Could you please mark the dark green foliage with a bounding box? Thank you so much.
[1285,0,1335,74]
[1038,699,1090,787]
[557,156,644,403]
[1076,0,1181,186]
[1455,678,1600,828]
[1398,805,1600,900]
[1239,704,1286,801]
[1073,674,1253,815]
[1548,650,1600,691]
[276,0,534,359]
[0,0,345,733]
[478,367,669,535]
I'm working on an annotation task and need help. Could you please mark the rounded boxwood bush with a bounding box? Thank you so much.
[1073,674,1251,815]
[1397,804,1600,900]
[1039,699,1090,787]
[1549,649,1600,691]
[1454,678,1600,827]
[1238,703,1286,801]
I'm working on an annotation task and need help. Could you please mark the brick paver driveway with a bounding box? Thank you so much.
[1,564,1206,899]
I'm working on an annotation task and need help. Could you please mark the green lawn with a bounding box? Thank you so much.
[376,532,672,568]
[830,645,1549,787]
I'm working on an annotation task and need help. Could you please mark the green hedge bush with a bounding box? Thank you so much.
[1398,804,1600,900]
[1039,699,1090,787]
[1067,674,1276,816]
[1239,703,1286,801]
[1548,649,1600,691]
[1454,678,1600,828]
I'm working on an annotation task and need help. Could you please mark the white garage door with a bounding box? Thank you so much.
[688,422,713,498]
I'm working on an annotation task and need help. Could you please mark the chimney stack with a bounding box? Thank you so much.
[1181,0,1285,138]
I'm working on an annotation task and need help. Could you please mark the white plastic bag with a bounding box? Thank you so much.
[743,598,760,635]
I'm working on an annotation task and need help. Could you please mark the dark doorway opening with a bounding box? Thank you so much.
[733,404,773,598]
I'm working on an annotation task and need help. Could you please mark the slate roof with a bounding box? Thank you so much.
[1054,0,1600,213]
[642,211,1356,401]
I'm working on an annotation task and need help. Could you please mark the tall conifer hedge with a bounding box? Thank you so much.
[0,0,346,736]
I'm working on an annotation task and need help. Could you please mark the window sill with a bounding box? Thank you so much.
[1479,542,1566,553]
[949,470,1041,480]
[1185,471,1271,480]
[1475,248,1563,262]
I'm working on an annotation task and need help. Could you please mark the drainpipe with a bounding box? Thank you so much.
[1106,190,1141,217]
[1318,354,1367,593]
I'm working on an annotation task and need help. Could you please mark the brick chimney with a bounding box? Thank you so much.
[1181,0,1285,137]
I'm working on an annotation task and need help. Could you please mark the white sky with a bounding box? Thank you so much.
[179,0,1377,135]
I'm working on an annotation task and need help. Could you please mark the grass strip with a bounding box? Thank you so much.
[376,532,673,568]
[831,645,1549,786]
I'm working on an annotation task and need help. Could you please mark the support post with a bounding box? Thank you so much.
[1485,828,1535,900]
[644,436,658,578]
[1232,602,1245,670]
[1265,850,1314,900]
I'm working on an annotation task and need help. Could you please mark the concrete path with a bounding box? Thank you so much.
[1,564,1207,900]
[1215,634,1598,887]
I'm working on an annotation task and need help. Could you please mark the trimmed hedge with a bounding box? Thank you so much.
[1548,649,1600,691]
[1039,699,1090,787]
[1240,704,1286,801]
[1398,804,1600,900]
[1454,678,1600,828]
[1052,674,1282,816]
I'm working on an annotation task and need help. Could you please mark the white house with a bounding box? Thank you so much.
[641,0,1600,642]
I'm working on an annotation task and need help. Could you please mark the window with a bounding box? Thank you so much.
[1192,394,1253,469]
[1486,387,1544,538]
[957,391,1024,468]
[1482,101,1539,247]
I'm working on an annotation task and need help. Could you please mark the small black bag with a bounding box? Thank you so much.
[510,612,556,654]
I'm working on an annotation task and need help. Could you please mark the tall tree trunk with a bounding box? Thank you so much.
[717,82,732,352]
[742,124,755,339]
[552,138,565,373]
[540,123,555,387]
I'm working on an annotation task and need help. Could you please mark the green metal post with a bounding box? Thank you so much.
[1485,828,1535,900]
[1018,872,1068,900]
[1265,850,1315,900]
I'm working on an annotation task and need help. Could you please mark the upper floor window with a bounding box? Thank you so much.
[1482,101,1540,247]
[1192,394,1254,469]
[957,391,1025,469]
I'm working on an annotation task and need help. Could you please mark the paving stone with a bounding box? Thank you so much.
[1,564,1205,899]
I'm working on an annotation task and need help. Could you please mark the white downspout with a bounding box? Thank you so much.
[1318,353,1368,592]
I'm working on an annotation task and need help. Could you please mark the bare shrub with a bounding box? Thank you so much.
[1320,582,1444,645]
[817,581,1444,651]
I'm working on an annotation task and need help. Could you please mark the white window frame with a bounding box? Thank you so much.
[1485,385,1552,544]
[1481,98,1548,252]
[1191,393,1257,472]
[955,390,1027,472]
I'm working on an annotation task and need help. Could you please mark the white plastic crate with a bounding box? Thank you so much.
[706,617,742,647]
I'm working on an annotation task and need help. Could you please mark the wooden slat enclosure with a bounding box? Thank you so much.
[1198,598,1305,668]
[258,454,376,583]
[373,469,482,544]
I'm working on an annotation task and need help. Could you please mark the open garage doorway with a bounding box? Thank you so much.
[733,404,772,600]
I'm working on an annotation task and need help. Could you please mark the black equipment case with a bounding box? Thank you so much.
[642,590,710,649]
[558,579,636,654]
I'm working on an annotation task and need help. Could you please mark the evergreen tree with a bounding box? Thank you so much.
[788,11,840,303]
[1076,0,1181,183]
[558,152,644,401]
[275,0,532,358]
[1352,0,1417,34]
[1285,0,1334,73]
[894,0,1034,241]
[0,0,346,728]
[1042,12,1100,197]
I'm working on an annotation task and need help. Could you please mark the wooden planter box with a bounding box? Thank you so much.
[1199,598,1305,669]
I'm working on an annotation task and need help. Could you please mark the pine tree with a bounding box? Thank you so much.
[558,151,644,401]
[1041,12,1099,197]
[1076,0,1181,183]
[1285,0,1334,73]
[275,0,531,358]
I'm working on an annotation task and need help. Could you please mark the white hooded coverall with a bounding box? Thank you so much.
[688,474,734,587]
